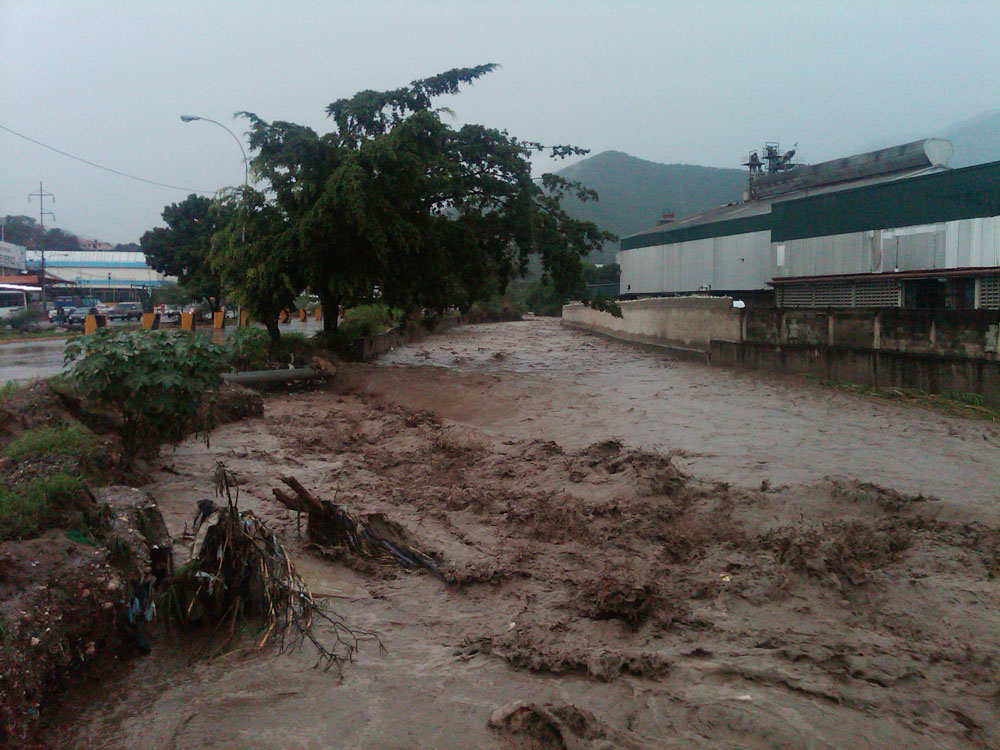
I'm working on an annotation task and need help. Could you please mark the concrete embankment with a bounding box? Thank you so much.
[562,297,739,360]
[563,298,1000,404]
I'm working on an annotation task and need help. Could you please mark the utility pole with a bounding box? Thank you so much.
[28,182,55,308]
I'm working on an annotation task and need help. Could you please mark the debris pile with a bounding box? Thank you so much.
[165,470,380,671]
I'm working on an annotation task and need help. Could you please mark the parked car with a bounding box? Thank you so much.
[107,302,144,321]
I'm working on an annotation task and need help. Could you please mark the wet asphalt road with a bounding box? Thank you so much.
[0,318,326,384]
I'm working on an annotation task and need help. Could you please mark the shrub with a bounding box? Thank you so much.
[226,326,271,371]
[339,304,398,340]
[3,307,45,333]
[64,329,228,467]
[465,295,523,323]
[3,424,96,462]
[0,473,88,541]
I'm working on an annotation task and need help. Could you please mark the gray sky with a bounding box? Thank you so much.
[2,0,998,244]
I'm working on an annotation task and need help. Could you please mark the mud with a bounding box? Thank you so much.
[44,320,1000,749]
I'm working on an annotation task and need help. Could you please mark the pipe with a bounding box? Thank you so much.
[222,367,320,385]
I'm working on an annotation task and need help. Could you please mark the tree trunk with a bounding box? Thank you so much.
[318,291,340,334]
[265,318,281,351]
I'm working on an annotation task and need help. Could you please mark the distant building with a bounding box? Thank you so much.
[78,238,113,251]
[25,249,174,299]
[0,241,27,275]
[618,139,1000,309]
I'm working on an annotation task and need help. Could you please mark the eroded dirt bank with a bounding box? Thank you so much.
[46,326,1000,748]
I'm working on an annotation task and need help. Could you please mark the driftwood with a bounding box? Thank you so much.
[164,465,382,672]
[273,475,442,578]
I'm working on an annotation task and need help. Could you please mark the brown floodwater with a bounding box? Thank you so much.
[43,318,1000,749]
[376,317,999,509]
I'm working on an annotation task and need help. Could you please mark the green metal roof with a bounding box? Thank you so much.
[621,160,1000,251]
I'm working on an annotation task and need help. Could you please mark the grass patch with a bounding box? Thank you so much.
[0,381,17,402]
[3,424,97,462]
[0,473,88,541]
[818,379,1000,421]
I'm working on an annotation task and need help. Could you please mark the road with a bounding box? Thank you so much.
[0,318,326,383]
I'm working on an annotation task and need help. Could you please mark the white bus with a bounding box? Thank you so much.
[0,283,40,319]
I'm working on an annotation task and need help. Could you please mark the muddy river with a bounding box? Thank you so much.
[45,318,1000,749]
[375,318,999,509]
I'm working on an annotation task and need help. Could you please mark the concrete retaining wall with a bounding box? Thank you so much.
[562,297,741,358]
[714,307,1000,404]
[564,297,1000,404]
[354,315,462,361]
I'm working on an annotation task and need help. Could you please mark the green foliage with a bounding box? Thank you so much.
[339,304,398,340]
[151,281,195,307]
[210,188,304,348]
[522,277,566,317]
[2,307,45,332]
[3,424,96,462]
[141,195,232,309]
[465,295,524,323]
[64,329,228,466]
[237,65,613,335]
[226,326,272,371]
[0,381,17,402]
[0,473,87,542]
[1,215,82,252]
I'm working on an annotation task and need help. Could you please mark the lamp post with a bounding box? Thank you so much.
[180,115,249,241]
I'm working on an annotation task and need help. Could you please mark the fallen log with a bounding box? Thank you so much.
[273,475,442,578]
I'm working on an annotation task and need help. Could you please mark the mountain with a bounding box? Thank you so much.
[937,109,1000,168]
[854,109,1000,169]
[556,151,746,263]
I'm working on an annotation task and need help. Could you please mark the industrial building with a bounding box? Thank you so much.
[617,139,1000,309]
[24,249,173,300]
[0,241,27,276]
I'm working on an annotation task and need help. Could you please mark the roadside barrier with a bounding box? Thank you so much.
[140,313,160,330]
[83,314,107,335]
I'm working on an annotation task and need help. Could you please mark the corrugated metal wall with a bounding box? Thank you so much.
[621,214,1000,295]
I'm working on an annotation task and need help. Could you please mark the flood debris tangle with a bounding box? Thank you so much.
[164,465,382,671]
[272,474,442,577]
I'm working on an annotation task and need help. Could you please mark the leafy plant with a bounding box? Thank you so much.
[64,329,228,467]
[226,326,272,371]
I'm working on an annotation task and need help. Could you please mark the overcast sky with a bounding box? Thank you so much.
[2,0,998,244]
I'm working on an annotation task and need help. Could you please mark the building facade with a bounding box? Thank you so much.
[618,140,1000,309]
[25,249,173,299]
[0,241,27,276]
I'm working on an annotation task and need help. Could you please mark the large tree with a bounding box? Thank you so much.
[140,195,231,310]
[211,188,304,347]
[238,64,614,333]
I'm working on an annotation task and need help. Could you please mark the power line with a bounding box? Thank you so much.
[0,122,212,194]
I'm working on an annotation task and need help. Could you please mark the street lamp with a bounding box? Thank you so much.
[180,114,249,241]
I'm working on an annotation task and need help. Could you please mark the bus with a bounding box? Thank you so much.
[0,283,39,319]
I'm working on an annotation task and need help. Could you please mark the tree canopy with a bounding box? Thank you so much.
[1,215,81,251]
[216,64,615,336]
[140,195,231,310]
